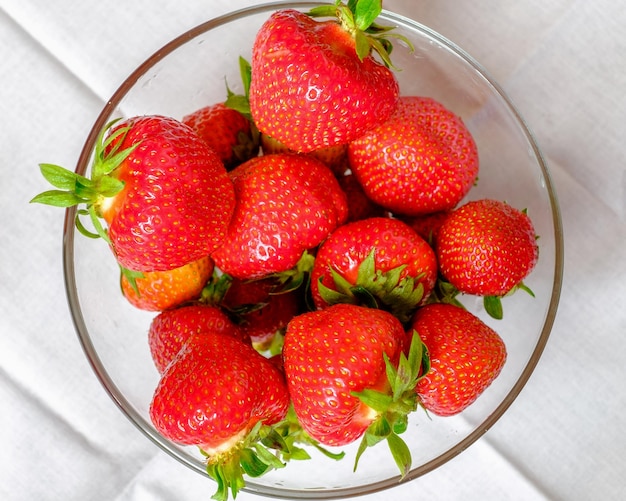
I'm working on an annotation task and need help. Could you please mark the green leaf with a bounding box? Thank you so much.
[517,281,536,298]
[38,163,81,190]
[354,0,382,31]
[225,94,251,117]
[352,388,393,413]
[484,295,503,320]
[99,143,137,176]
[350,285,379,309]
[87,205,111,243]
[120,266,144,295]
[239,448,271,478]
[30,190,86,207]
[354,31,372,61]
[74,209,102,239]
[307,5,339,18]
[97,175,125,198]
[311,442,345,461]
[353,416,390,472]
[239,56,252,99]
[387,432,412,478]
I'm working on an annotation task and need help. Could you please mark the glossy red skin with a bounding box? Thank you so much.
[250,9,399,152]
[310,217,438,309]
[150,332,289,451]
[411,303,507,416]
[148,304,249,374]
[349,96,479,217]
[211,153,348,280]
[101,115,235,272]
[183,103,256,169]
[283,303,406,446]
[435,199,539,296]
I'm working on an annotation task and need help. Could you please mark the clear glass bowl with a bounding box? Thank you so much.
[63,2,564,498]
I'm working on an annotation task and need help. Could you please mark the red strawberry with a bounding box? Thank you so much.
[32,116,236,272]
[221,277,302,352]
[150,332,289,500]
[311,217,438,323]
[410,303,507,416]
[283,303,425,475]
[120,255,214,312]
[399,210,451,245]
[348,96,479,216]
[148,304,249,374]
[183,102,258,170]
[336,172,388,222]
[249,3,399,152]
[211,153,348,280]
[261,134,349,177]
[435,199,539,318]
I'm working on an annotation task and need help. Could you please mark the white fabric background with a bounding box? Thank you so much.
[1,0,624,499]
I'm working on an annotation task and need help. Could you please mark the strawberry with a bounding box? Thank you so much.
[148,304,249,374]
[261,134,349,177]
[336,172,388,222]
[399,210,451,246]
[32,116,235,273]
[150,332,290,500]
[283,303,426,475]
[249,2,400,152]
[348,96,479,216]
[211,153,348,280]
[183,103,258,170]
[435,199,539,318]
[120,255,214,312]
[410,303,507,416]
[220,276,302,352]
[311,217,438,323]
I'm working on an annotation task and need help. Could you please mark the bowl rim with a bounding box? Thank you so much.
[63,2,564,498]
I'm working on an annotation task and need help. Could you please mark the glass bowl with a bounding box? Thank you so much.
[63,2,564,498]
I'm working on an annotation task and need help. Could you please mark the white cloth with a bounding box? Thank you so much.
[1,0,625,499]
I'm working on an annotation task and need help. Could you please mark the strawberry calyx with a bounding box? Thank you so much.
[203,421,285,501]
[318,248,425,324]
[307,0,412,68]
[429,277,536,320]
[224,56,253,119]
[204,409,346,501]
[269,406,347,462]
[352,331,429,476]
[31,118,136,243]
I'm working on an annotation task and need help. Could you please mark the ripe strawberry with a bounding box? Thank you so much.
[120,255,214,312]
[183,102,258,170]
[336,172,388,222]
[311,217,438,323]
[348,96,479,216]
[211,153,348,280]
[150,332,289,500]
[220,276,302,352]
[399,210,451,245]
[249,2,400,152]
[148,304,249,374]
[32,116,236,272]
[435,199,539,318]
[410,303,507,416]
[261,134,349,177]
[283,303,426,475]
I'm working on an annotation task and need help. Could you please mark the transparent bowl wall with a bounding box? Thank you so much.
[64,2,564,499]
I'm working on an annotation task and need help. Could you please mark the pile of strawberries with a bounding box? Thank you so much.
[33,1,539,499]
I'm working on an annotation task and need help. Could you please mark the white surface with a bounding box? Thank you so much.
[1,0,625,500]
